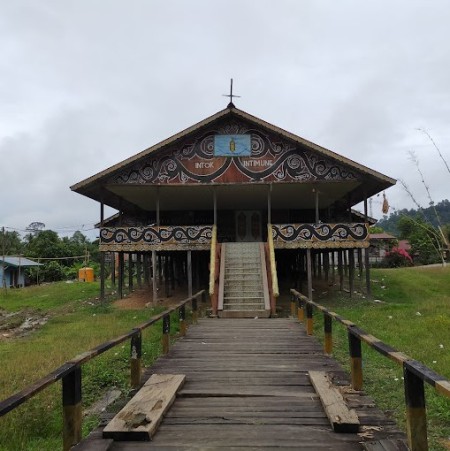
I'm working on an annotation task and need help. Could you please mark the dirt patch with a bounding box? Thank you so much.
[0,308,49,340]
[113,288,194,310]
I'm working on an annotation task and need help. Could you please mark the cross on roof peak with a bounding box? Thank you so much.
[222,78,240,108]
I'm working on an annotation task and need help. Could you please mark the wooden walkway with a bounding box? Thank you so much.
[85,318,406,450]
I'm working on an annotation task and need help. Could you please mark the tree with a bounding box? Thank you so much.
[397,216,442,265]
[1,230,24,255]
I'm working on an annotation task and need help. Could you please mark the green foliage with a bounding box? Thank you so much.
[1,230,24,255]
[397,216,442,265]
[377,199,450,235]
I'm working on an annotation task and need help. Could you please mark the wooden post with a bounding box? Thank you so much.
[403,364,428,451]
[144,254,150,287]
[324,251,329,282]
[130,331,142,389]
[290,294,296,317]
[136,253,142,289]
[118,253,124,299]
[100,202,105,301]
[111,251,116,286]
[324,314,332,354]
[348,330,363,390]
[192,296,198,324]
[152,250,157,304]
[349,250,355,298]
[162,314,170,355]
[187,250,192,298]
[128,252,133,291]
[179,304,187,336]
[62,367,82,451]
[306,249,313,301]
[338,250,344,291]
[165,255,170,297]
[297,296,304,321]
[365,247,371,296]
[306,303,313,335]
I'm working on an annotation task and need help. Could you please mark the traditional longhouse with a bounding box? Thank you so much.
[71,103,395,317]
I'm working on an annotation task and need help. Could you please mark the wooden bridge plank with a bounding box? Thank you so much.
[103,374,185,441]
[87,317,407,450]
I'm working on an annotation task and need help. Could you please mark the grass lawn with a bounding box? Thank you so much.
[0,281,182,451]
[311,266,450,451]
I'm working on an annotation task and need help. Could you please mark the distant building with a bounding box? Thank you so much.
[369,233,397,263]
[0,257,41,288]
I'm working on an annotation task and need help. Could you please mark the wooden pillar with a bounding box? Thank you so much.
[144,254,150,288]
[343,250,348,277]
[324,251,329,282]
[267,184,272,224]
[364,195,371,296]
[331,251,336,284]
[152,250,157,304]
[162,314,170,355]
[136,253,142,289]
[99,202,105,301]
[187,250,192,298]
[62,367,82,451]
[164,255,170,297]
[111,252,116,286]
[349,330,363,390]
[365,248,371,296]
[128,252,133,291]
[179,304,187,336]
[130,331,142,388]
[338,251,344,291]
[357,248,363,283]
[324,314,332,354]
[404,365,428,450]
[349,250,355,297]
[306,248,313,301]
[306,302,313,335]
[118,253,124,299]
[317,252,322,279]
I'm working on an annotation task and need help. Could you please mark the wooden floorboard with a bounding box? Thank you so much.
[84,318,407,449]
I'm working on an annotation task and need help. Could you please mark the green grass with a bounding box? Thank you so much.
[0,282,185,451]
[311,266,450,451]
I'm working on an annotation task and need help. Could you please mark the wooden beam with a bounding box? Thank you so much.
[103,374,185,441]
[308,371,359,433]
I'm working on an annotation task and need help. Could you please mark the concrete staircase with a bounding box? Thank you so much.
[218,242,270,318]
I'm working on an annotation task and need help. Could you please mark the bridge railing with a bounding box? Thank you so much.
[0,290,206,451]
[290,288,450,451]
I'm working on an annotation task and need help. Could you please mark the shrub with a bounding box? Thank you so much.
[383,247,413,268]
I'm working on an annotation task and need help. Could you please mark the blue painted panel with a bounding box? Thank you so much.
[214,134,251,157]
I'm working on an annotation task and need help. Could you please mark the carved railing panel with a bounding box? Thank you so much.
[99,225,213,251]
[272,223,369,249]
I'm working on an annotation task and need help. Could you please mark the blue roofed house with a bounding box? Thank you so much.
[0,257,41,288]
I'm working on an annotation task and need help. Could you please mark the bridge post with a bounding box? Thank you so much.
[297,295,304,321]
[324,313,332,354]
[348,329,363,390]
[162,314,170,355]
[179,304,187,336]
[130,331,142,389]
[290,295,296,317]
[404,364,428,451]
[62,367,82,451]
[192,296,198,324]
[306,303,313,335]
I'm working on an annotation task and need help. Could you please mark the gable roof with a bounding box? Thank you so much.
[71,105,395,193]
[0,257,42,268]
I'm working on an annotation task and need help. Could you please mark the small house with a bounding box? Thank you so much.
[0,257,41,288]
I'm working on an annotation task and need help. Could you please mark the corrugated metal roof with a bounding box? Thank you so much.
[0,257,42,267]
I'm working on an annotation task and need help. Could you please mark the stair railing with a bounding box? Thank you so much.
[267,224,279,304]
[208,225,220,315]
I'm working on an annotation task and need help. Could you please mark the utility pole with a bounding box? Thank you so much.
[2,227,7,294]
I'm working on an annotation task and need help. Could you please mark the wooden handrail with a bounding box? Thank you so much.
[0,289,205,450]
[208,225,217,296]
[290,288,450,451]
[267,224,279,298]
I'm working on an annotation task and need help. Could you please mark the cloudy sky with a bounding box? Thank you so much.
[2,0,450,238]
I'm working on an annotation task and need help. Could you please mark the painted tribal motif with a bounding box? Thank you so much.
[272,223,369,249]
[100,225,213,246]
[109,122,358,185]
